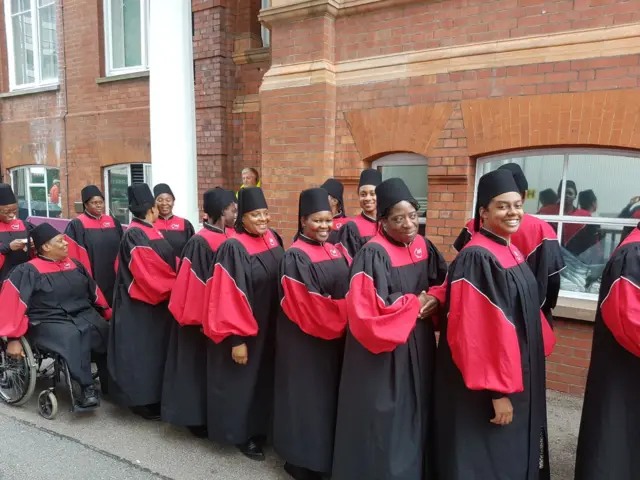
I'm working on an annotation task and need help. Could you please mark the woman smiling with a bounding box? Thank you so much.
[204,187,284,460]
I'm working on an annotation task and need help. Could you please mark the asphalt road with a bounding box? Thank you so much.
[0,383,581,480]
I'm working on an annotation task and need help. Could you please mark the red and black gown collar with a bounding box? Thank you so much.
[360,212,376,223]
[203,223,225,235]
[158,214,175,221]
[131,218,154,228]
[479,227,509,247]
[298,234,324,247]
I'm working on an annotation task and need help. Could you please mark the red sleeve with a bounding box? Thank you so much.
[0,278,30,338]
[600,276,640,357]
[448,278,523,394]
[347,271,420,354]
[203,241,258,343]
[169,258,207,326]
[540,310,556,356]
[128,246,176,304]
[64,235,92,276]
[281,276,347,340]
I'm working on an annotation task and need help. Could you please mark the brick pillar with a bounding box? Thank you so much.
[260,5,338,243]
[192,0,236,199]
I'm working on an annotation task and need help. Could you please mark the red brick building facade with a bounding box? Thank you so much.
[2,0,640,394]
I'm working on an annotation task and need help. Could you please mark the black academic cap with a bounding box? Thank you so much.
[81,185,104,204]
[474,169,520,232]
[375,178,417,219]
[299,188,331,224]
[359,168,382,189]
[498,163,529,195]
[153,183,175,199]
[128,184,155,214]
[32,223,61,252]
[0,184,17,206]
[235,187,268,232]
[204,187,236,221]
[320,178,344,206]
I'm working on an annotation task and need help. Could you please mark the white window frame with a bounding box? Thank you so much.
[261,0,270,48]
[103,163,152,224]
[4,0,59,91]
[9,165,60,218]
[475,147,640,301]
[372,153,428,225]
[103,0,150,77]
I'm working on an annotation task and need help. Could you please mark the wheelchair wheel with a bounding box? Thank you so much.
[37,390,58,420]
[0,337,37,406]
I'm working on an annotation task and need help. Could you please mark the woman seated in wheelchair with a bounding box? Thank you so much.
[0,223,111,408]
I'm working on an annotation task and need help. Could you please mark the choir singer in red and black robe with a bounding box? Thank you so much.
[453,163,565,326]
[108,184,177,420]
[320,178,350,244]
[204,187,284,460]
[65,185,123,306]
[273,188,350,480]
[332,178,447,480]
[162,188,237,437]
[574,223,640,480]
[0,184,33,282]
[153,183,195,258]
[432,169,555,480]
[337,168,381,261]
[0,223,110,408]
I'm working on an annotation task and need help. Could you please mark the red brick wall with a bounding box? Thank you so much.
[0,0,151,216]
[547,319,593,394]
[334,0,640,61]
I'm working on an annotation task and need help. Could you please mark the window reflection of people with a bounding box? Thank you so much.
[565,190,602,262]
[49,180,60,205]
[538,189,558,210]
[537,180,577,215]
[618,195,640,242]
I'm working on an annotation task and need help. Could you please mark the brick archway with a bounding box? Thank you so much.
[462,89,640,157]
[344,103,454,161]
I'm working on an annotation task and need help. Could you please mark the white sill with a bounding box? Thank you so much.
[554,295,597,322]
[0,83,59,98]
[96,70,150,84]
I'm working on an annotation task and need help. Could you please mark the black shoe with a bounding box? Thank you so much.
[236,438,265,461]
[284,463,323,480]
[187,425,208,439]
[130,405,161,421]
[78,386,99,408]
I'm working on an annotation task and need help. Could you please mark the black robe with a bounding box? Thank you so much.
[273,235,350,474]
[432,228,555,480]
[0,219,34,282]
[332,232,447,480]
[453,215,565,325]
[108,218,177,407]
[0,256,110,387]
[574,226,640,480]
[154,215,195,258]
[336,211,378,261]
[203,228,284,445]
[162,224,229,427]
[64,212,123,306]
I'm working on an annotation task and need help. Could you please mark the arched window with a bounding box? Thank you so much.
[9,166,61,220]
[476,148,640,299]
[104,163,152,224]
[372,153,428,227]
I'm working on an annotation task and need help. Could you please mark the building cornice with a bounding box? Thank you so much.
[261,24,640,91]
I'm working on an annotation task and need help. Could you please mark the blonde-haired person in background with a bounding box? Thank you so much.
[237,168,261,197]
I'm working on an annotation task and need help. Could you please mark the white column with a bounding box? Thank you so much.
[149,0,199,226]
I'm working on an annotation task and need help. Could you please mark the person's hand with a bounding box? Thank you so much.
[231,343,248,365]
[9,239,26,252]
[419,295,440,319]
[490,396,513,426]
[418,291,428,308]
[629,196,640,205]
[6,340,24,358]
